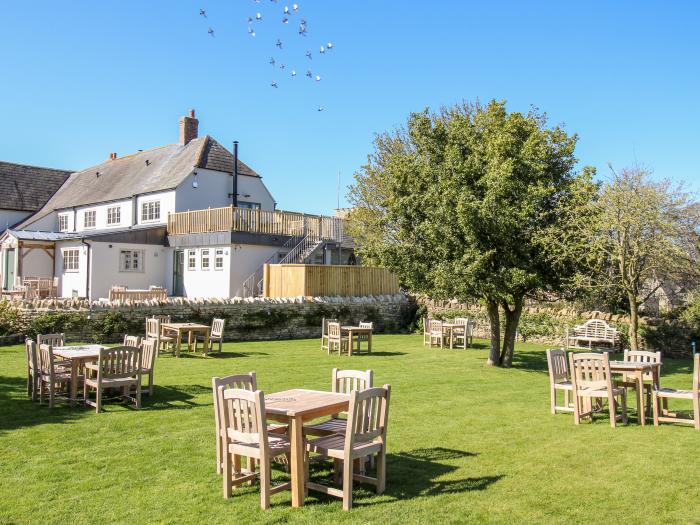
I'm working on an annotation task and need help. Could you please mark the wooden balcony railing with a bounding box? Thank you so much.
[167,206,344,241]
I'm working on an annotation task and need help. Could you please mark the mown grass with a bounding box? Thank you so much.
[1,335,700,524]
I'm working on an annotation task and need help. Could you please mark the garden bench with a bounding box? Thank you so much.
[565,319,621,352]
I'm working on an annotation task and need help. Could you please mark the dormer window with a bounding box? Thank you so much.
[58,213,70,232]
[141,200,161,222]
[107,206,121,226]
[83,210,96,229]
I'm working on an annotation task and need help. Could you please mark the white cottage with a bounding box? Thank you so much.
[0,111,346,300]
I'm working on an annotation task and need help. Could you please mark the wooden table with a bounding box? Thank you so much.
[264,389,350,507]
[161,322,210,357]
[609,361,661,426]
[340,326,373,356]
[53,345,107,406]
[441,322,467,349]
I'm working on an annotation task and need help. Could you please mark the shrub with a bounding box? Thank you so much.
[26,311,85,340]
[0,301,22,336]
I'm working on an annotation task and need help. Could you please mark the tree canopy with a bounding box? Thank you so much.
[348,100,597,366]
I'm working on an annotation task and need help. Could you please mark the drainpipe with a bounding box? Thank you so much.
[232,141,239,207]
[131,195,138,227]
[81,239,91,300]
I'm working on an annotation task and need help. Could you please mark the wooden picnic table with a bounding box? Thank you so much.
[609,360,661,426]
[53,345,108,406]
[161,322,210,357]
[264,389,350,507]
[340,326,372,356]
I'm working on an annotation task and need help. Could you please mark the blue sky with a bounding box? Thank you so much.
[1,1,699,214]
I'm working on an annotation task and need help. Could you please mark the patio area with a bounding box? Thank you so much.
[2,334,700,523]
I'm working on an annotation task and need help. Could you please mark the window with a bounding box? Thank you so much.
[201,249,210,270]
[119,250,144,272]
[63,249,80,272]
[58,214,69,232]
[237,201,261,210]
[141,200,161,222]
[188,250,196,270]
[107,206,121,225]
[83,210,96,229]
[215,249,224,270]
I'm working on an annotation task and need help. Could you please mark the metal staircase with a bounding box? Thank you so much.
[240,234,325,297]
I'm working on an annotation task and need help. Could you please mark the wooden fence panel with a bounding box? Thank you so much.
[263,264,399,298]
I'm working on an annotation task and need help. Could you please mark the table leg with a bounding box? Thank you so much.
[176,330,182,358]
[348,330,354,357]
[187,330,193,352]
[368,330,372,353]
[450,328,454,349]
[70,359,79,407]
[290,416,305,507]
[636,370,645,426]
[203,329,210,355]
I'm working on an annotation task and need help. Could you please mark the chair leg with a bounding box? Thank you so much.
[550,387,556,415]
[333,458,342,485]
[572,393,581,425]
[342,457,354,511]
[95,386,102,413]
[620,390,627,424]
[259,459,271,510]
[49,383,54,409]
[694,398,700,431]
[608,393,616,428]
[376,450,386,495]
[652,391,660,427]
[149,371,154,396]
[136,381,142,409]
[223,450,232,498]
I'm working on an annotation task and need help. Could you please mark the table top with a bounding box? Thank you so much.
[264,389,349,418]
[442,322,467,328]
[609,360,661,371]
[162,322,210,330]
[341,326,373,332]
[53,345,107,359]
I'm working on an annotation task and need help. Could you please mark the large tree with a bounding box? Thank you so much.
[348,100,597,366]
[590,167,699,349]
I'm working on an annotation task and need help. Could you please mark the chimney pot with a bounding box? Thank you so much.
[109,152,118,161]
[179,109,199,146]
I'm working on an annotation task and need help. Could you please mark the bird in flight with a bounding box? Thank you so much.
[256,12,263,20]
[270,57,276,66]
[318,106,324,112]
[319,45,325,54]
[271,80,278,88]
[276,39,283,49]
[199,9,206,17]
[306,70,313,78]
[327,42,333,49]
[208,27,215,37]
[306,50,313,60]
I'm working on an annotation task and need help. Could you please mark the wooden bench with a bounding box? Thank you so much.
[565,319,621,352]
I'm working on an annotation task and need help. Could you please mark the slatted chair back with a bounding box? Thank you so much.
[37,333,65,348]
[152,315,171,323]
[26,339,38,374]
[423,317,431,344]
[624,350,662,382]
[96,346,141,381]
[221,387,268,447]
[328,321,342,339]
[429,320,443,335]
[211,318,226,339]
[141,339,157,371]
[145,318,160,339]
[344,385,391,448]
[38,343,57,378]
[333,368,374,394]
[359,321,373,330]
[212,372,258,473]
[322,317,338,336]
[570,352,612,392]
[546,349,570,383]
[123,335,141,348]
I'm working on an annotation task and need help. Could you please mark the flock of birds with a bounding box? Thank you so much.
[199,1,334,112]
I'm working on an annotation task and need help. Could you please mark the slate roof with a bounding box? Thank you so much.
[17,136,259,229]
[0,161,72,212]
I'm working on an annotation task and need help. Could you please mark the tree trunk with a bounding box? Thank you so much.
[500,296,524,368]
[486,299,501,366]
[628,293,639,350]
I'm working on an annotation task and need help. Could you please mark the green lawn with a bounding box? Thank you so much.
[1,335,700,524]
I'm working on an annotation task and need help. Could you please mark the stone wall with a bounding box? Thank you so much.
[6,294,414,344]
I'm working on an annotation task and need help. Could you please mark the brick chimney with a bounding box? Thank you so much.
[179,109,199,146]
[108,152,118,161]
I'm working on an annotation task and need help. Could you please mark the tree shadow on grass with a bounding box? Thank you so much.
[143,384,212,411]
[365,351,408,357]
[205,351,270,359]
[0,374,88,434]
[307,447,503,508]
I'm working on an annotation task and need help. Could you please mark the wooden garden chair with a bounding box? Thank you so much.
[429,320,444,348]
[194,318,225,354]
[37,333,71,370]
[123,335,141,348]
[451,318,471,349]
[25,339,39,401]
[570,352,627,427]
[616,350,662,416]
[357,322,373,354]
[83,346,142,413]
[546,349,573,414]
[305,369,374,436]
[653,353,700,430]
[220,387,292,509]
[321,317,338,351]
[146,318,175,355]
[327,322,350,355]
[306,384,391,511]
[137,338,157,396]
[423,317,431,346]
[38,343,73,408]
[212,372,287,476]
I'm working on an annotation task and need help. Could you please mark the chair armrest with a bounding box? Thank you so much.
[84,363,100,372]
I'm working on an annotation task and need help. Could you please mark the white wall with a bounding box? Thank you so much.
[136,191,175,227]
[0,210,32,230]
[229,244,282,297]
[72,200,134,232]
[21,245,54,278]
[180,245,232,298]
[56,241,89,298]
[21,211,58,232]
[175,168,276,212]
[88,242,169,300]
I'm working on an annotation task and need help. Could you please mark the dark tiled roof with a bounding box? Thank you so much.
[0,161,72,212]
[197,136,259,176]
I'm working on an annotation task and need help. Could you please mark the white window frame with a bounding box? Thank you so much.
[237,201,262,210]
[141,200,161,223]
[215,249,224,270]
[201,249,210,271]
[83,210,96,229]
[58,213,70,232]
[188,250,196,270]
[119,249,144,273]
[107,206,121,226]
[63,248,80,272]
